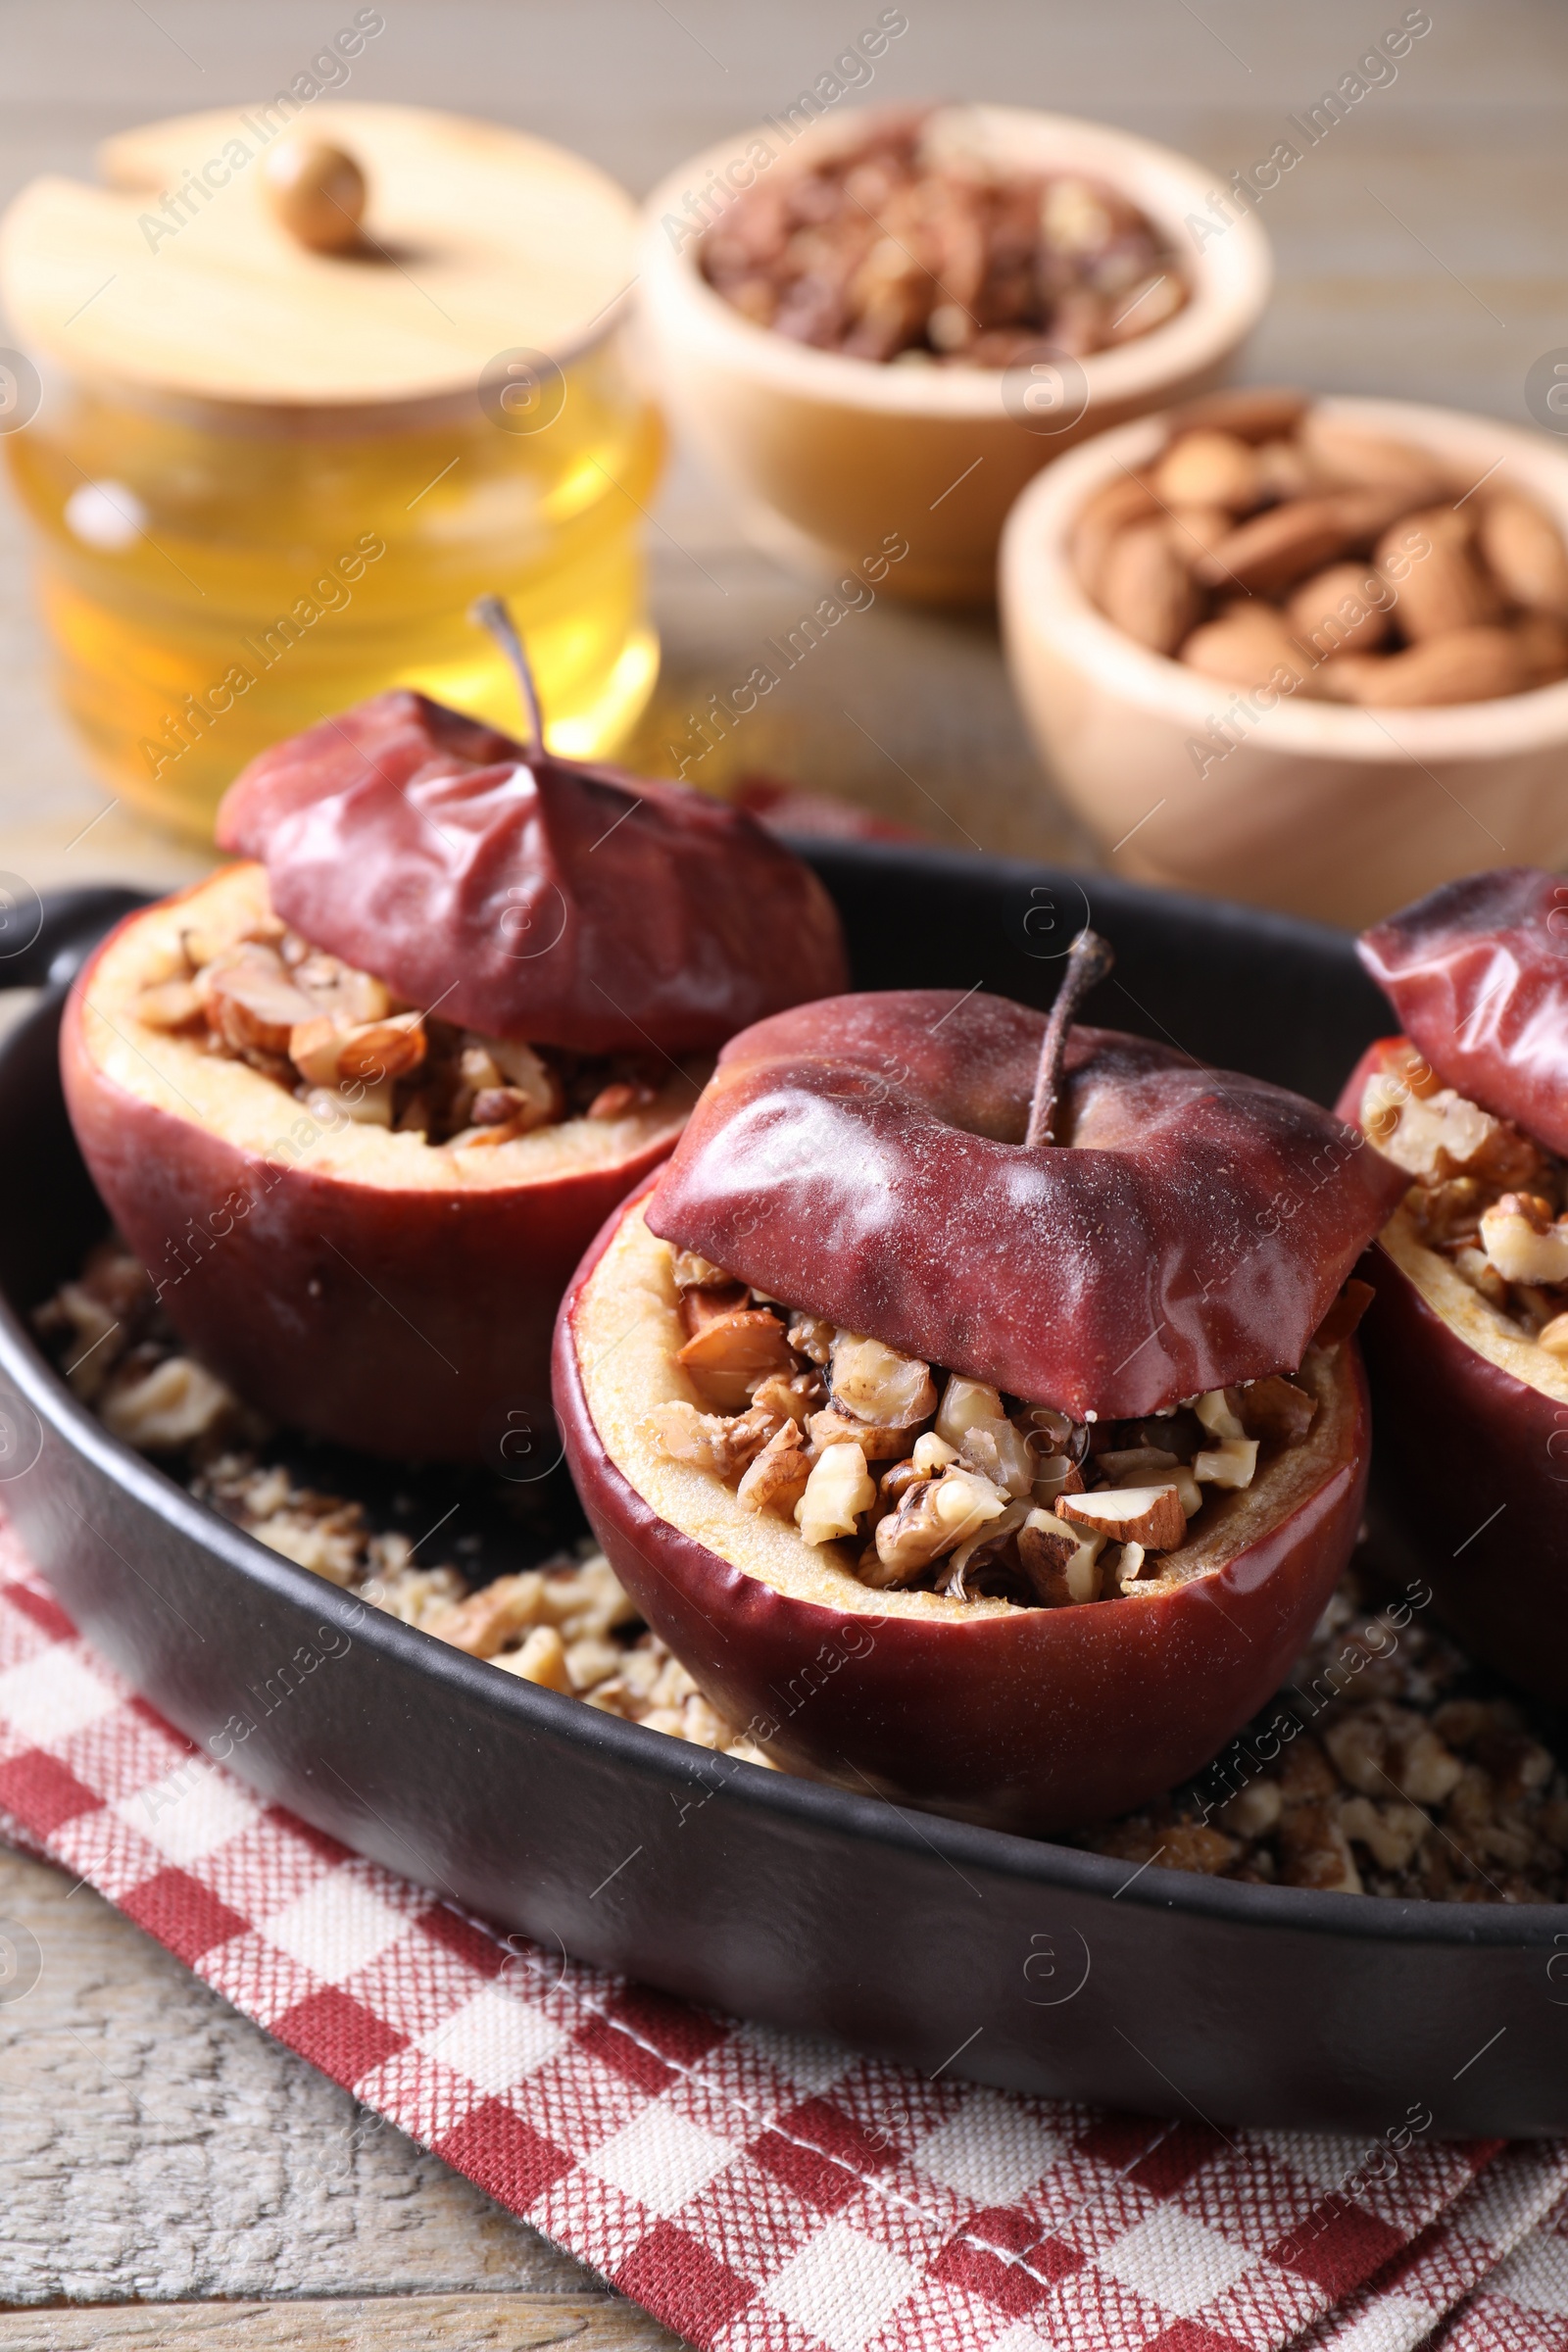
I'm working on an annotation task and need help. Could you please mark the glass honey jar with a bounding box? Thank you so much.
[0,101,662,838]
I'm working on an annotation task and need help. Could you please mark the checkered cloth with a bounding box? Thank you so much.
[1,1519,1565,2352]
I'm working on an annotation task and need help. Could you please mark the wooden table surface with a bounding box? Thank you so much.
[1,3,1563,2342]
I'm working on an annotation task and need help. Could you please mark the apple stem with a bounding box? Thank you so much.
[1025,927,1114,1149]
[470,594,545,755]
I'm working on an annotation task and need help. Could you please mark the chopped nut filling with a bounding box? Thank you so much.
[1363,1044,1568,1348]
[132,892,663,1145]
[35,1242,1567,1898]
[641,1250,1325,1608]
[701,111,1189,367]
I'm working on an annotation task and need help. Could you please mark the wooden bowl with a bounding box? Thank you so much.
[638,104,1271,604]
[1000,393,1568,928]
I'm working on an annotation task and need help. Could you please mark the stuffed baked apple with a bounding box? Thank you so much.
[556,934,1405,1832]
[63,634,847,1461]
[1339,866,1568,1700]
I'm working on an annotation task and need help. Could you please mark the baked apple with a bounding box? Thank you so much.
[1338,866,1568,1700]
[63,668,847,1462]
[556,939,1405,1832]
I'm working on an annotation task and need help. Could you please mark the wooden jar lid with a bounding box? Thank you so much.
[0,101,638,409]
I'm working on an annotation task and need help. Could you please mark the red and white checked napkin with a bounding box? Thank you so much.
[1,1515,1565,2352]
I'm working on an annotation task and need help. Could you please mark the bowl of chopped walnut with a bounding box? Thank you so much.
[639,103,1271,603]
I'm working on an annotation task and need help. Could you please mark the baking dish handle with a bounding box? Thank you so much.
[1,885,152,993]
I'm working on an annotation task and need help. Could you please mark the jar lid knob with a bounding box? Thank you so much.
[0,104,641,407]
[262,137,367,254]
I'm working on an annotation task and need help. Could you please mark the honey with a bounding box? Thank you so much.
[6,354,662,836]
[0,100,661,838]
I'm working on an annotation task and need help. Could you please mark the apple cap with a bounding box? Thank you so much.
[1359,866,1568,1159]
[216,689,848,1054]
[646,989,1407,1420]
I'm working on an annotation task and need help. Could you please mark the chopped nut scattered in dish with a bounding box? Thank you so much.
[33,1238,771,1762]
[1072,1571,1568,1902]
[641,1246,1333,1608]
[37,1241,1564,1897]
[130,882,663,1145]
[701,109,1189,366]
[1361,1042,1568,1349]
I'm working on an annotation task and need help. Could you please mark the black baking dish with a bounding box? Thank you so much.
[1,846,1562,2135]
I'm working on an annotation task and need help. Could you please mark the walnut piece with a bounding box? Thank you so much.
[497,1625,571,1690]
[1478,1192,1568,1286]
[869,1465,1007,1584]
[99,1356,238,1450]
[641,1400,780,1478]
[737,1421,811,1520]
[1193,1437,1258,1491]
[671,1249,733,1291]
[808,1401,925,1460]
[1017,1509,1103,1603]
[796,1441,876,1546]
[421,1573,542,1658]
[1323,1704,1464,1806]
[828,1332,938,1428]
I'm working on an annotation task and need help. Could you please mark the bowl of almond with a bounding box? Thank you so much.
[1000,388,1568,927]
[639,103,1271,603]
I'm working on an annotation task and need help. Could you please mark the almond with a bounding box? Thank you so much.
[1298,412,1450,503]
[1165,504,1236,564]
[1287,563,1392,658]
[1071,471,1160,599]
[1316,655,1381,703]
[1164,386,1309,445]
[1196,498,1359,594]
[1059,1483,1187,1550]
[288,1010,426,1087]
[1514,610,1568,686]
[1071,397,1568,710]
[1152,428,1262,513]
[201,949,319,1056]
[676,1309,795,1411]
[1379,508,1501,640]
[1017,1509,1102,1605]
[1326,487,1430,549]
[1330,624,1533,707]
[1478,492,1568,617]
[339,1013,426,1084]
[1180,606,1314,692]
[1255,437,1318,501]
[678,1284,749,1339]
[133,977,206,1031]
[1096,519,1200,652]
[1236,1374,1317,1444]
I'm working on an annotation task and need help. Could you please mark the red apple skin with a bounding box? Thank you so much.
[1360,866,1568,1157]
[217,691,849,1054]
[61,952,682,1465]
[553,1185,1372,1836]
[1338,1041,1568,1700]
[648,992,1406,1423]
